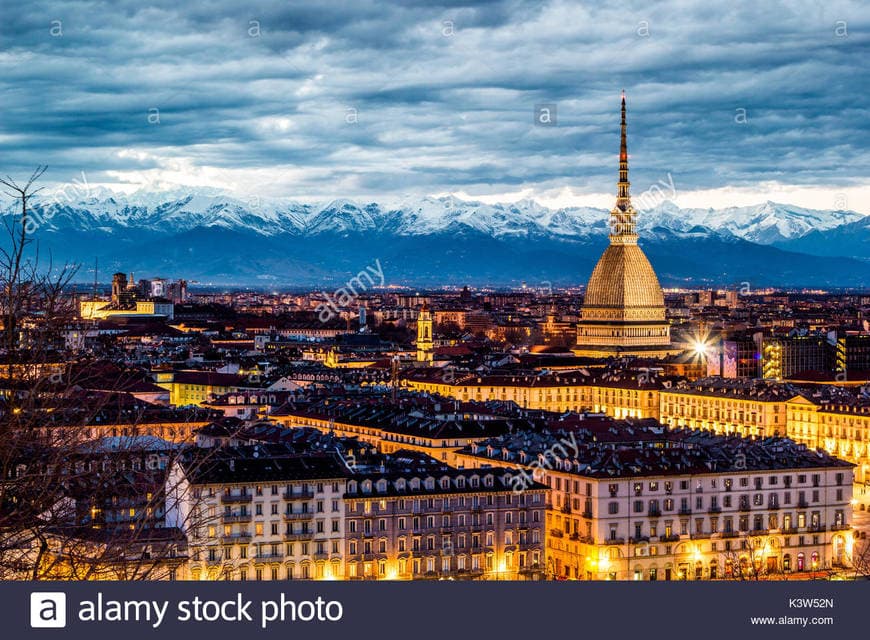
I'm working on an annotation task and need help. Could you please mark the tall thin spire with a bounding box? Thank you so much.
[609,90,637,245]
[617,89,630,210]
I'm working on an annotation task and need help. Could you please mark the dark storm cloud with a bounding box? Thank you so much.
[0,0,867,202]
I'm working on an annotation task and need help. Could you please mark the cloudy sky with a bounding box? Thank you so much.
[1,0,868,211]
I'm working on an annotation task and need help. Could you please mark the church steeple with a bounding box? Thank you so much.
[609,90,637,245]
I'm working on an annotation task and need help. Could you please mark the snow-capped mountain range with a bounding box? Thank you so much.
[3,191,868,286]
[16,190,865,244]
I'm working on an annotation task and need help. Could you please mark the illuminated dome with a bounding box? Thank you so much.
[582,244,666,321]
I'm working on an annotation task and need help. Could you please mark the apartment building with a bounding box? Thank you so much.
[659,380,797,438]
[787,395,870,484]
[343,468,547,580]
[166,446,350,581]
[403,370,665,418]
[270,397,516,465]
[455,425,854,580]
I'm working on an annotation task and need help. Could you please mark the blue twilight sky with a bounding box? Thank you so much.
[1,0,869,211]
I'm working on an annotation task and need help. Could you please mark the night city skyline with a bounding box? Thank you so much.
[1,6,869,639]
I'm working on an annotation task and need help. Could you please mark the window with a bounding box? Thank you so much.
[608,502,619,515]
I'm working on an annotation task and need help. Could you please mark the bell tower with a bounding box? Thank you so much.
[416,302,434,363]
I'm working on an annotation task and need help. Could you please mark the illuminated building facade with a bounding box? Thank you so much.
[167,450,349,581]
[403,370,663,418]
[659,382,795,438]
[155,370,254,406]
[271,399,515,465]
[762,336,831,380]
[343,469,546,580]
[786,396,870,484]
[456,427,854,580]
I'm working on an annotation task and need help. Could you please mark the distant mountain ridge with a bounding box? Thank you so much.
[3,192,868,287]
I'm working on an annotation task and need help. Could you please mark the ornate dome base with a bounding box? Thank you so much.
[576,243,673,356]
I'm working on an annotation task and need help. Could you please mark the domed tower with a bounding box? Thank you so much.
[574,93,674,358]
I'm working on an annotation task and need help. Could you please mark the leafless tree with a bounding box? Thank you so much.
[0,168,239,581]
[849,532,870,578]
[720,535,777,581]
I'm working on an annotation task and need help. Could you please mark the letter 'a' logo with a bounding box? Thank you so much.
[30,593,66,628]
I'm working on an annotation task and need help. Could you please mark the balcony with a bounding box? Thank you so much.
[749,529,768,537]
[604,537,625,545]
[767,504,780,511]
[678,508,692,516]
[831,523,851,532]
[284,489,315,500]
[221,493,253,504]
[660,534,680,542]
[738,504,751,512]
[781,527,797,534]
[561,505,572,515]
[284,532,314,541]
[220,533,251,542]
[221,513,252,524]
[629,536,650,544]
[581,510,593,519]
[648,509,662,518]
[707,506,722,514]
[721,531,739,538]
[807,525,826,533]
[797,500,809,508]
[284,512,314,521]
[549,528,564,538]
